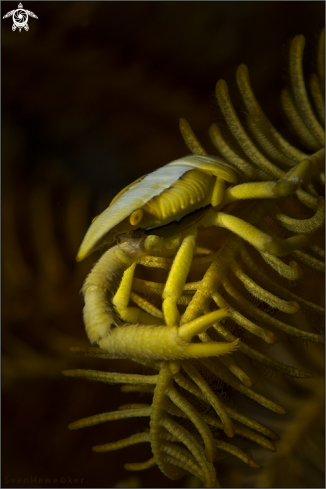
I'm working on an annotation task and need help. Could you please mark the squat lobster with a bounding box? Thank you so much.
[77,153,310,361]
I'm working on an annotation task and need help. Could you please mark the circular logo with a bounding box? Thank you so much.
[3,3,38,33]
[13,9,28,29]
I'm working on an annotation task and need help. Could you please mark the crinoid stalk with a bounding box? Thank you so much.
[64,31,325,488]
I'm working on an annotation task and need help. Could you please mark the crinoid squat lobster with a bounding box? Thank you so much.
[64,32,325,487]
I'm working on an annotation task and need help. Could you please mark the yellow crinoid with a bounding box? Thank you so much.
[64,31,325,487]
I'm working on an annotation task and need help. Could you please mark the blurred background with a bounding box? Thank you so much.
[2,2,324,488]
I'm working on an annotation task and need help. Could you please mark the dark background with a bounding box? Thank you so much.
[2,2,324,488]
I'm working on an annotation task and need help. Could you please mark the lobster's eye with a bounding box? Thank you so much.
[129,209,144,226]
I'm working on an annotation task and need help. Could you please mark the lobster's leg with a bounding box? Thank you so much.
[211,177,225,207]
[113,263,165,325]
[223,159,311,204]
[162,227,197,327]
[201,209,309,257]
[82,239,149,343]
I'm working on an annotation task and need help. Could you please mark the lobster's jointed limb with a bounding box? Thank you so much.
[82,237,149,343]
[82,234,239,360]
[201,160,313,257]
[162,227,198,327]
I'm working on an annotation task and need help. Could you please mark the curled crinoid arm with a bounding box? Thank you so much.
[309,72,325,126]
[179,117,207,156]
[309,29,325,126]
[272,196,325,234]
[280,34,325,156]
[209,122,259,179]
[215,78,283,179]
[92,431,151,453]
[258,253,303,280]
[235,63,309,166]
[288,35,324,147]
